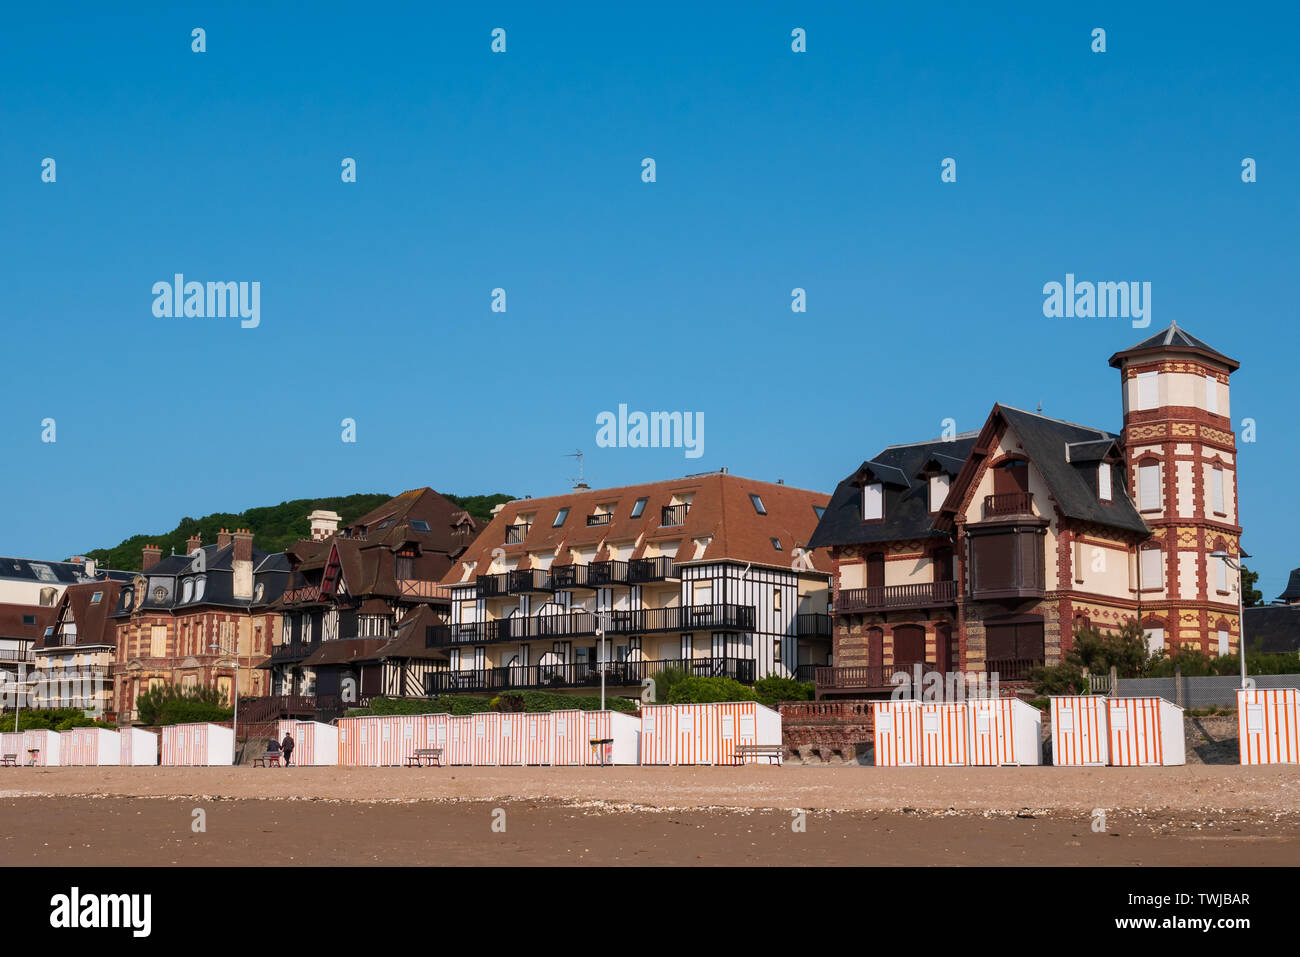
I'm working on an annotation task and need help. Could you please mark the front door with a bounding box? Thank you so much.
[892,625,926,670]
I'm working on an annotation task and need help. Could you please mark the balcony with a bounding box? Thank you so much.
[427,604,757,647]
[548,564,592,590]
[835,580,958,615]
[507,569,552,594]
[627,556,677,584]
[426,656,757,694]
[282,585,322,605]
[269,640,320,663]
[660,504,690,527]
[476,573,507,598]
[796,613,832,638]
[814,663,942,699]
[984,657,1043,682]
[586,513,613,527]
[0,649,36,663]
[588,560,630,586]
[983,491,1034,519]
[397,580,452,602]
[504,523,531,545]
[968,524,1047,601]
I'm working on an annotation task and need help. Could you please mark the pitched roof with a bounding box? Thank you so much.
[1108,322,1239,371]
[111,542,288,617]
[442,472,832,582]
[0,556,133,586]
[0,604,55,642]
[359,605,449,662]
[299,637,392,667]
[1244,605,1300,654]
[1277,568,1300,603]
[809,434,979,549]
[38,581,122,649]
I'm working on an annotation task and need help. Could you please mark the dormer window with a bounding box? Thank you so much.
[862,482,883,521]
[194,576,206,601]
[928,474,950,513]
[182,578,195,603]
[1098,463,1112,502]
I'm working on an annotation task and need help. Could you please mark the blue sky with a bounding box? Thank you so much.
[1,2,1296,596]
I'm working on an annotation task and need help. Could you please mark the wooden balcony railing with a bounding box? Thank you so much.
[586,513,613,527]
[984,657,1043,682]
[398,580,452,601]
[983,491,1034,518]
[835,580,957,614]
[282,586,322,604]
[814,663,941,697]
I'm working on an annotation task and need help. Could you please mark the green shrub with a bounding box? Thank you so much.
[647,666,692,704]
[752,676,814,707]
[665,676,759,704]
[135,684,232,726]
[0,708,113,732]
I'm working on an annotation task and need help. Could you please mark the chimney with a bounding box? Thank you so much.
[186,533,202,556]
[574,482,591,491]
[142,544,162,571]
[308,510,341,542]
[232,528,254,600]
[232,528,254,563]
[217,528,232,549]
[84,558,97,578]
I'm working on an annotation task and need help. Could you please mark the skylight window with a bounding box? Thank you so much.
[32,564,57,583]
[553,508,570,528]
[750,494,767,515]
[91,591,103,604]
[813,505,826,520]
[409,519,430,532]
[630,497,648,519]
[770,538,783,551]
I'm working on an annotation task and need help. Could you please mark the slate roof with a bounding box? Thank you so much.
[0,556,133,586]
[1108,322,1239,371]
[996,406,1148,534]
[1277,569,1300,603]
[1244,605,1300,654]
[111,542,288,617]
[299,637,392,667]
[809,435,978,549]
[442,472,833,584]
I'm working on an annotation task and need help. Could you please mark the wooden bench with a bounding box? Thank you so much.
[406,748,443,767]
[1,754,16,767]
[253,752,282,767]
[734,744,785,765]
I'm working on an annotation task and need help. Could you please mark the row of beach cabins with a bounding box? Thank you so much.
[4,689,1297,769]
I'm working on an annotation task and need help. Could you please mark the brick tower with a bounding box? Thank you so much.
[1108,323,1243,654]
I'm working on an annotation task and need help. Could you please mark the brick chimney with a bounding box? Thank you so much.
[142,544,162,571]
[232,529,255,600]
[186,533,202,556]
[309,510,341,542]
[217,528,232,549]
[232,528,254,563]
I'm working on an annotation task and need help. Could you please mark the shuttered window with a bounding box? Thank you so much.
[1137,371,1159,410]
[1205,375,1218,414]
[862,483,883,520]
[1140,548,1163,588]
[1098,463,1112,501]
[1211,468,1225,513]
[929,474,950,513]
[1138,464,1160,511]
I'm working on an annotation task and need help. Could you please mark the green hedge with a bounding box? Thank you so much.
[0,709,116,732]
[665,677,758,704]
[752,676,814,706]
[346,692,636,718]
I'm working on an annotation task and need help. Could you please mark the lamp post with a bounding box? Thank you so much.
[210,639,239,763]
[1210,550,1248,690]
[595,612,609,712]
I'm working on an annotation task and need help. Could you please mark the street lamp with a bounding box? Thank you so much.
[210,639,239,763]
[1210,550,1249,690]
[595,612,610,712]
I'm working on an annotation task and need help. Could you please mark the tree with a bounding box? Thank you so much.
[1030,619,1160,695]
[135,684,231,726]
[1240,564,1264,607]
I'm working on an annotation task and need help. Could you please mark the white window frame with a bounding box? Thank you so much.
[1211,468,1225,514]
[1097,463,1112,501]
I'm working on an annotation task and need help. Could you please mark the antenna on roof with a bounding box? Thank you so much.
[1037,400,1043,414]
[564,450,589,490]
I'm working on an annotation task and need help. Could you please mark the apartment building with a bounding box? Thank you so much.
[32,580,122,715]
[431,471,832,696]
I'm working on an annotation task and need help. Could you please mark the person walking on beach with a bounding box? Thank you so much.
[281,731,295,767]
